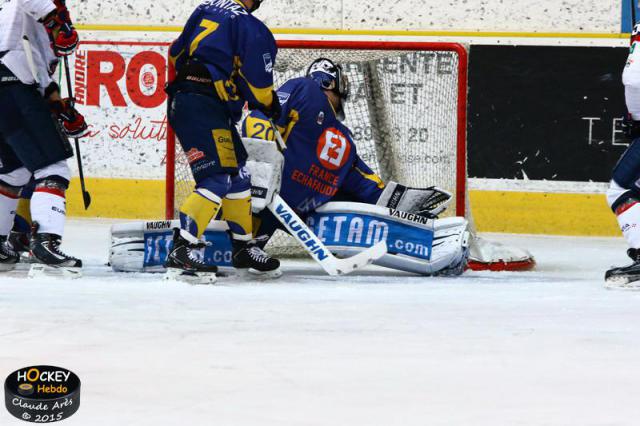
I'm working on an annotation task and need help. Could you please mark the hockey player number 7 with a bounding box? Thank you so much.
[266,121,388,275]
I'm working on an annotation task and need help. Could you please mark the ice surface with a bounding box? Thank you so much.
[1,220,639,425]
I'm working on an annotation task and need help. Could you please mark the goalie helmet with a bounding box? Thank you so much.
[306,58,350,120]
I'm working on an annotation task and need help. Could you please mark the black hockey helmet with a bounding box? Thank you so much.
[306,58,350,102]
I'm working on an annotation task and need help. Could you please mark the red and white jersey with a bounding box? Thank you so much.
[0,0,58,90]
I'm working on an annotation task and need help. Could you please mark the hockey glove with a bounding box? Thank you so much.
[376,182,453,218]
[50,98,89,138]
[41,1,79,56]
[622,113,640,140]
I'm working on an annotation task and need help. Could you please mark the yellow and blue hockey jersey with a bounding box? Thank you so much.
[169,0,276,121]
[243,77,385,213]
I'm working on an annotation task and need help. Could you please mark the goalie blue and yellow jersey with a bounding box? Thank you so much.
[242,77,385,213]
[169,0,276,121]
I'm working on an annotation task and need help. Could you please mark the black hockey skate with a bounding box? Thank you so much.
[605,248,640,289]
[164,228,218,284]
[29,222,82,279]
[8,230,32,262]
[232,239,282,279]
[0,236,19,271]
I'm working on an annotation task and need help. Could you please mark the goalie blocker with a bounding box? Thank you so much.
[110,202,470,276]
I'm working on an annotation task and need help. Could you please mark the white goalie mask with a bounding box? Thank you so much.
[306,58,350,120]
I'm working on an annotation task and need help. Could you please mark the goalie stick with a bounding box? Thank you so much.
[266,120,388,275]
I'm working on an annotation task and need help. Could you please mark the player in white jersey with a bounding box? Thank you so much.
[605,23,640,286]
[0,0,88,277]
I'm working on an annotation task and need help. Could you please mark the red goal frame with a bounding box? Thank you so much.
[166,40,468,219]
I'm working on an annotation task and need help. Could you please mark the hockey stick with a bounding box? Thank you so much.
[268,194,387,275]
[23,36,90,209]
[266,119,388,275]
[62,56,91,209]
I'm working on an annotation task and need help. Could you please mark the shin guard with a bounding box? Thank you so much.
[222,190,253,242]
[179,188,222,238]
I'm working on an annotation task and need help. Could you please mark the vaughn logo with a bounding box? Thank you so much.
[273,202,329,261]
[146,220,173,230]
[388,209,431,225]
[4,366,81,423]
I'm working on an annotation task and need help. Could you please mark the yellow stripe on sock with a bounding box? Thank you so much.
[180,191,222,238]
[222,195,252,239]
[16,197,32,225]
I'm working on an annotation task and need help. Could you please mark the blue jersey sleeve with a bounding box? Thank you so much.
[241,79,311,142]
[234,17,277,110]
[341,155,385,204]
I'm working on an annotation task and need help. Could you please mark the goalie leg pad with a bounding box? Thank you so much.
[311,202,469,276]
[110,220,234,273]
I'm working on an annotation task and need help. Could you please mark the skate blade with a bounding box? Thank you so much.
[28,263,82,280]
[236,268,283,280]
[250,267,283,279]
[164,268,217,285]
[605,276,640,290]
[0,262,19,272]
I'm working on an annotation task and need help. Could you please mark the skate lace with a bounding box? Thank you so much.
[186,245,209,265]
[248,246,270,264]
[0,243,17,259]
[44,239,74,260]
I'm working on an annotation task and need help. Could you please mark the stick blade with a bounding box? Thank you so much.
[82,191,91,209]
[330,240,388,275]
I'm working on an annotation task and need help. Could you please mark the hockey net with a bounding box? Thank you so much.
[166,40,534,271]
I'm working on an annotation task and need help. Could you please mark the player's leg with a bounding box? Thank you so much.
[165,91,234,282]
[606,139,640,284]
[8,179,34,257]
[223,165,281,278]
[252,208,286,249]
[0,81,80,274]
[0,140,31,270]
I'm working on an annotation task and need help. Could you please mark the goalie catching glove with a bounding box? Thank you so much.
[376,181,452,218]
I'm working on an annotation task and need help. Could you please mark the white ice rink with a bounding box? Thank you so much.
[1,219,639,425]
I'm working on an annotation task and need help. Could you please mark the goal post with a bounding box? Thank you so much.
[166,40,469,218]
